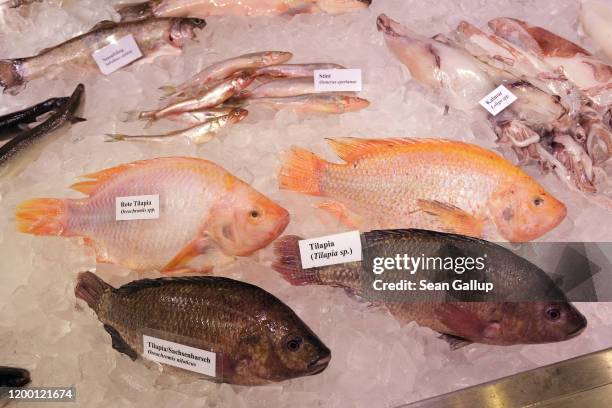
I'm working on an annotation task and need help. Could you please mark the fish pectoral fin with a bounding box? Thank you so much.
[89,20,118,32]
[69,116,86,124]
[438,333,473,350]
[315,201,362,229]
[436,304,502,345]
[416,199,484,237]
[103,324,137,361]
[160,235,216,274]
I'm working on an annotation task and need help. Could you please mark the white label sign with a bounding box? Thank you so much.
[298,231,362,269]
[479,85,517,116]
[92,34,143,75]
[115,195,159,221]
[143,335,216,377]
[314,69,362,92]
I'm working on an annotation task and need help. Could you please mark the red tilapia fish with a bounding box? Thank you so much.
[16,157,289,272]
[279,138,567,242]
[116,0,371,21]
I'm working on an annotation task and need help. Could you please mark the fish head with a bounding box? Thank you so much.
[316,0,371,14]
[495,302,587,344]
[260,51,293,66]
[234,307,331,383]
[228,108,249,123]
[169,18,206,48]
[489,182,566,242]
[317,95,369,113]
[209,182,289,256]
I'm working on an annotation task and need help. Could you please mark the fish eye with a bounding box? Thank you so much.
[533,197,544,206]
[545,306,561,321]
[249,209,260,219]
[285,336,303,352]
[193,18,205,25]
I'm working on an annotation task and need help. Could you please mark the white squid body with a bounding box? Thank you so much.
[489,17,612,109]
[452,20,582,117]
[582,1,612,63]
[376,14,494,111]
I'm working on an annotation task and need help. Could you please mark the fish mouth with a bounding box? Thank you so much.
[307,350,331,375]
[566,312,588,339]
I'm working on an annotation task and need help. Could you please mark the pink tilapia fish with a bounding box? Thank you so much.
[489,17,612,108]
[0,18,206,93]
[452,20,582,117]
[376,14,494,111]
[139,72,254,122]
[240,93,369,114]
[279,138,567,242]
[116,0,371,21]
[254,63,345,78]
[16,157,289,273]
[107,108,248,144]
[582,1,612,64]
[160,51,293,100]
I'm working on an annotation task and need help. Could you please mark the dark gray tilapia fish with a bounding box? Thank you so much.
[0,366,30,387]
[0,18,206,93]
[0,97,68,140]
[273,229,587,349]
[75,272,331,385]
[0,83,85,180]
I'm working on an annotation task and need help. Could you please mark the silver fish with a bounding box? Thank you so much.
[0,18,206,93]
[107,108,248,144]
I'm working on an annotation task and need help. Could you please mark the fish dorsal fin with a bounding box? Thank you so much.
[71,157,207,196]
[326,137,450,162]
[115,276,243,295]
[90,20,118,32]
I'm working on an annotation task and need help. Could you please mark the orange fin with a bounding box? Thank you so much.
[76,157,203,189]
[416,199,484,238]
[161,236,213,274]
[70,180,99,196]
[315,201,362,229]
[278,147,328,196]
[83,237,111,263]
[325,137,493,163]
[15,198,70,236]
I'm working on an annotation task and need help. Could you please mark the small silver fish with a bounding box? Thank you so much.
[107,108,248,144]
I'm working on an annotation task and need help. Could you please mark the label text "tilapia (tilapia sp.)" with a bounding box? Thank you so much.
[299,231,362,269]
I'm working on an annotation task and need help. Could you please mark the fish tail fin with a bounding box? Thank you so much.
[15,198,71,236]
[279,147,328,196]
[75,271,112,310]
[272,235,323,285]
[158,85,177,98]
[0,59,24,92]
[114,1,154,21]
[104,133,126,142]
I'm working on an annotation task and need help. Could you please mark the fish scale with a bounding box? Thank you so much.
[273,230,587,347]
[76,273,331,385]
[279,137,566,241]
[17,157,290,273]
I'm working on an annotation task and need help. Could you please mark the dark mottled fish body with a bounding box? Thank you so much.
[0,18,205,91]
[0,366,30,391]
[273,229,587,347]
[75,272,330,385]
[0,97,68,140]
[0,84,84,180]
